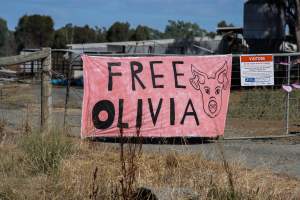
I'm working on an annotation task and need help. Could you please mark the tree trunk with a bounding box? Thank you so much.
[295,0,300,51]
[295,26,300,51]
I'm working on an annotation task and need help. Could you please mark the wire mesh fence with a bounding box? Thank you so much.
[225,54,300,138]
[0,60,43,135]
[1,51,300,138]
[0,78,83,136]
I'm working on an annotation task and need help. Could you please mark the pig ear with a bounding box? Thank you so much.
[190,65,207,90]
[215,61,229,90]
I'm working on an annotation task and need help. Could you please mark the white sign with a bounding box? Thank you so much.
[240,55,274,86]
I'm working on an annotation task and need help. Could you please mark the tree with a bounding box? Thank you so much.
[15,14,54,50]
[130,25,151,41]
[73,25,101,43]
[164,20,207,55]
[130,25,163,41]
[0,18,8,47]
[0,17,16,56]
[266,0,300,50]
[95,26,106,42]
[53,24,106,47]
[217,20,234,28]
[106,22,131,42]
[58,23,75,44]
[52,29,67,49]
[164,20,207,39]
[147,27,164,40]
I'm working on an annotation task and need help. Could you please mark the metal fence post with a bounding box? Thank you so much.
[63,58,72,127]
[286,55,291,134]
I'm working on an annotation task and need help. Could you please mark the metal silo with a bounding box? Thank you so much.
[244,0,285,53]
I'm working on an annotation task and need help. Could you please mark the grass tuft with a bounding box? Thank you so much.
[0,128,299,199]
[18,130,73,174]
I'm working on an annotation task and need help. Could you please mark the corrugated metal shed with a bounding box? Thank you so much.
[67,36,225,55]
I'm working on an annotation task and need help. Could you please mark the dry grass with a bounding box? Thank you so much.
[0,84,37,108]
[0,128,300,200]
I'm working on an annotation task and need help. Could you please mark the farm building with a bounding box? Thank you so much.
[64,35,247,85]
[66,35,246,55]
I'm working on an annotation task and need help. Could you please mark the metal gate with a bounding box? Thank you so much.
[225,53,300,139]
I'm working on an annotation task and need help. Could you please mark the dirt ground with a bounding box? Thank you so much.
[1,82,300,180]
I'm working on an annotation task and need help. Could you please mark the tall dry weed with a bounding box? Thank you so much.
[119,127,143,200]
[0,127,299,199]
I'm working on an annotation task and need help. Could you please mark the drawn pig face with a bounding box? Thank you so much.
[189,62,229,118]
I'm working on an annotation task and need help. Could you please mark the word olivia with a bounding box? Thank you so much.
[92,98,200,129]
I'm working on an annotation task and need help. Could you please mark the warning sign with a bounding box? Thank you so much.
[240,55,274,86]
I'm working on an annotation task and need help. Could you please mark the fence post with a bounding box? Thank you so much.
[41,48,52,133]
[286,55,291,134]
[63,59,72,128]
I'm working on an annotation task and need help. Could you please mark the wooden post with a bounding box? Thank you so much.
[41,48,52,133]
[0,49,52,133]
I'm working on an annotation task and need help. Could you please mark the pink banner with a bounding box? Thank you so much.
[81,55,232,138]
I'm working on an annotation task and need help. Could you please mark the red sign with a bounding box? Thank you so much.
[81,55,232,138]
[240,55,273,62]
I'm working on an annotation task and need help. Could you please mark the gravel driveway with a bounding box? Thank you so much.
[139,138,300,179]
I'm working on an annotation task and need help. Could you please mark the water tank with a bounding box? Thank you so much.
[244,0,285,53]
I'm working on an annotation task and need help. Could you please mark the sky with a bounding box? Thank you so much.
[0,0,244,32]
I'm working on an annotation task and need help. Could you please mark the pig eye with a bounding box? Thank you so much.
[215,87,221,95]
[204,87,210,95]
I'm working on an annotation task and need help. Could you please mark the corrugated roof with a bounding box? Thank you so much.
[67,36,223,49]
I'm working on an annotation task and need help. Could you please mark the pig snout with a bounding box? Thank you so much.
[208,98,218,114]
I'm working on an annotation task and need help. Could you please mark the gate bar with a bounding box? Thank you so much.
[223,133,300,141]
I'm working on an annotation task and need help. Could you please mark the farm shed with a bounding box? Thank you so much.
[66,36,237,55]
